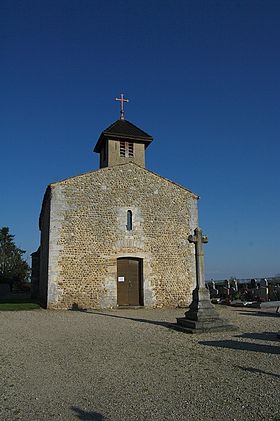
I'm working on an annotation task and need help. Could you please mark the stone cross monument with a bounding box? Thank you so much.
[188,228,208,289]
[176,227,237,333]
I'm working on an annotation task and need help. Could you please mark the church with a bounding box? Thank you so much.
[31,95,199,309]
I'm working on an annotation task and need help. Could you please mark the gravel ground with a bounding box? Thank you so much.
[0,306,279,421]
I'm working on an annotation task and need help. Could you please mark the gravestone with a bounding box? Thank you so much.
[231,279,238,292]
[209,281,219,298]
[176,227,237,333]
[223,279,231,301]
[259,278,269,301]
[250,278,257,288]
[224,279,230,289]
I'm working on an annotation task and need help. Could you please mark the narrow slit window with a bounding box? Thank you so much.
[127,210,133,231]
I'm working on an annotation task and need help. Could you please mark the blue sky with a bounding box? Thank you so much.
[0,0,279,279]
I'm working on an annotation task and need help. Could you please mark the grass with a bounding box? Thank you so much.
[0,298,41,311]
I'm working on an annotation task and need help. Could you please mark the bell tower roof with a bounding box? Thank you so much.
[94,119,153,153]
[94,94,153,169]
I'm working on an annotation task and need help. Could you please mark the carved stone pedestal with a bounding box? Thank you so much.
[176,286,237,333]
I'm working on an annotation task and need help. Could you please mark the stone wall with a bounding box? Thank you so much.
[41,163,198,309]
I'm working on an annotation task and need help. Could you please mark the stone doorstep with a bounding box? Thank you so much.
[117,305,144,310]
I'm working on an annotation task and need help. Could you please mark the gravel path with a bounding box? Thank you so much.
[0,306,279,421]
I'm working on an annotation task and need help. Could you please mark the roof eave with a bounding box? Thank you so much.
[94,132,153,153]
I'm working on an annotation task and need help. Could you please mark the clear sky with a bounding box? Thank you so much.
[1,0,279,280]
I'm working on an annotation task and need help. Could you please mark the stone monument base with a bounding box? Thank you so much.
[175,317,237,334]
[175,287,237,334]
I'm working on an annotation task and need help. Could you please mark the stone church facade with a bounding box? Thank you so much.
[32,115,199,309]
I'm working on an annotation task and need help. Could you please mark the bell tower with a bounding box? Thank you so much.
[93,94,153,168]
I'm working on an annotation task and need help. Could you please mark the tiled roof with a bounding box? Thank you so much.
[94,119,153,152]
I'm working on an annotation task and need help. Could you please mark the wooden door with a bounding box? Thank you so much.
[117,258,142,306]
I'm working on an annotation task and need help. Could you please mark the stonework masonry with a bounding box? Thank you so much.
[38,162,198,309]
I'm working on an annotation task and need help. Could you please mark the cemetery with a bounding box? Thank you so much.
[207,277,280,311]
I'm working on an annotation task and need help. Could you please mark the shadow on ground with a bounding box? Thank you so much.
[84,309,172,328]
[71,406,104,420]
[235,365,280,379]
[71,308,280,354]
[235,331,280,341]
[199,338,280,354]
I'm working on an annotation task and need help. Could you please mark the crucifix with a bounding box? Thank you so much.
[176,226,236,332]
[188,227,208,289]
[115,93,129,120]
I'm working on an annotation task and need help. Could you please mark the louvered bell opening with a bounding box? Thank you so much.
[120,141,126,157]
[128,142,134,157]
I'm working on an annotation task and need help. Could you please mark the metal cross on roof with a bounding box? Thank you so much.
[115,93,129,120]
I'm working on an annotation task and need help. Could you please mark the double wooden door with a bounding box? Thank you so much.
[117,258,143,306]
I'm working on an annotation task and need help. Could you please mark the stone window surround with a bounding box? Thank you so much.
[126,210,133,231]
